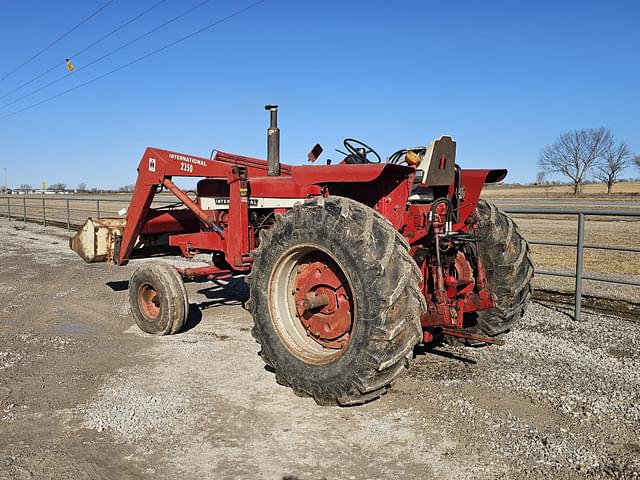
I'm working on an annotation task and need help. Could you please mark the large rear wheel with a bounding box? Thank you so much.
[247,196,425,405]
[473,200,534,336]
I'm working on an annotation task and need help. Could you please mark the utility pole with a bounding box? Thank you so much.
[3,168,6,194]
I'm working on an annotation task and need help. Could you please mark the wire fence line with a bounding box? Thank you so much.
[1,196,638,320]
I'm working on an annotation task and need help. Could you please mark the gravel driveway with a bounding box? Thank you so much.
[0,218,638,479]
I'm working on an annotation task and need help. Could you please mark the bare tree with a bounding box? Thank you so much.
[49,183,67,191]
[77,182,87,192]
[634,155,640,173]
[538,127,613,195]
[594,141,631,194]
[19,183,32,190]
[535,171,546,185]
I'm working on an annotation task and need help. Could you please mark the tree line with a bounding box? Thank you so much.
[16,183,135,193]
[538,127,638,195]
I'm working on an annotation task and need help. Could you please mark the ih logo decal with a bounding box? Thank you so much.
[148,158,156,172]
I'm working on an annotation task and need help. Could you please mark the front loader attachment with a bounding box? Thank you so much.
[70,218,126,263]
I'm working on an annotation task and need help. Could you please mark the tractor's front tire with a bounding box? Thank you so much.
[129,261,188,335]
[473,200,534,337]
[247,196,425,406]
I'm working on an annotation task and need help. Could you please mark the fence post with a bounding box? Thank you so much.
[96,199,100,218]
[66,198,70,233]
[42,197,46,227]
[23,197,27,223]
[574,213,585,320]
[6,197,10,219]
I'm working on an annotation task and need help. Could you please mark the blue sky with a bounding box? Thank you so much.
[0,0,638,189]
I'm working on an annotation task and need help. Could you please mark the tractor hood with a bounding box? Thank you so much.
[289,162,414,186]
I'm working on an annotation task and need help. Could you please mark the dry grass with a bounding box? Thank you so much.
[484,181,640,199]
[513,216,640,277]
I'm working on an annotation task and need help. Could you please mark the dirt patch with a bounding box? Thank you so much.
[534,289,640,321]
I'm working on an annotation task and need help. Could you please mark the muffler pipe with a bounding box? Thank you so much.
[265,104,280,176]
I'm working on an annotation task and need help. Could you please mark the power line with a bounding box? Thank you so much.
[0,0,267,121]
[0,0,115,84]
[0,0,214,111]
[0,0,169,101]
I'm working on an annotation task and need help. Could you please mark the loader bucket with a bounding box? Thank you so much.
[69,218,126,263]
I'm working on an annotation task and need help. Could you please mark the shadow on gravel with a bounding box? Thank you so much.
[106,280,129,291]
[414,345,478,365]
[197,277,249,309]
[181,304,203,333]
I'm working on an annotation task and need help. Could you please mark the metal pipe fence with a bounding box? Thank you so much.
[0,195,175,232]
[0,196,637,320]
[504,208,640,320]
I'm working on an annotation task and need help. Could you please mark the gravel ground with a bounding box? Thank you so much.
[405,302,640,478]
[1,218,639,479]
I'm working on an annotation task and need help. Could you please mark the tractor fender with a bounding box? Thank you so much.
[456,169,507,226]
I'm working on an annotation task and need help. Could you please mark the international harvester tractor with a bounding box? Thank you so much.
[71,106,533,405]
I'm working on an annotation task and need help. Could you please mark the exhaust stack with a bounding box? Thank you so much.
[265,104,280,176]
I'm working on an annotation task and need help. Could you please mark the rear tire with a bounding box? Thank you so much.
[247,196,425,406]
[129,261,188,335]
[473,200,534,336]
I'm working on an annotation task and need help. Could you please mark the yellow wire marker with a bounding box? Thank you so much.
[65,58,75,72]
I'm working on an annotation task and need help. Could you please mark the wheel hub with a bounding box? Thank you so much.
[138,284,160,321]
[292,259,353,349]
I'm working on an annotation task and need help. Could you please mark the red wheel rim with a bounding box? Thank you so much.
[292,256,353,349]
[269,245,356,364]
[138,283,160,321]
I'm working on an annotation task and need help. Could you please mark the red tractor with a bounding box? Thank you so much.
[71,106,533,405]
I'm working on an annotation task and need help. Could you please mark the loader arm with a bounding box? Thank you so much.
[116,147,275,266]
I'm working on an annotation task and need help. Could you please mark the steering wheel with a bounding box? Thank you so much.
[343,138,382,164]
